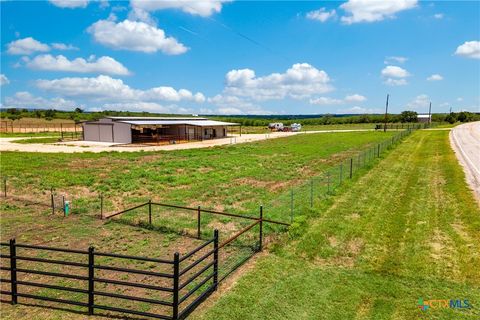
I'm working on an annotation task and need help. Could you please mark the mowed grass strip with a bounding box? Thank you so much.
[196,130,480,320]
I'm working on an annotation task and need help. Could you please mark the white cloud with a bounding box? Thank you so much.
[433,13,444,19]
[207,94,272,115]
[381,65,410,86]
[130,0,229,17]
[0,74,9,86]
[7,37,50,55]
[26,54,130,76]
[381,65,410,78]
[51,43,79,50]
[406,94,430,110]
[49,0,89,8]
[101,102,191,114]
[340,0,417,24]
[454,41,480,59]
[35,75,205,104]
[87,19,188,54]
[306,8,337,22]
[309,97,343,105]
[427,74,443,81]
[224,63,333,101]
[384,78,408,86]
[344,94,367,102]
[384,56,408,64]
[339,106,381,114]
[3,91,79,110]
[457,97,463,102]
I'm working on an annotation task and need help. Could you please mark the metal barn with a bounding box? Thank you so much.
[82,117,239,144]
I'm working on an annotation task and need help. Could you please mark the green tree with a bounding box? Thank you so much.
[74,107,83,113]
[400,111,418,123]
[445,113,457,124]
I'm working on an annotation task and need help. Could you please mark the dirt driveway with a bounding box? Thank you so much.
[450,121,480,204]
[0,129,373,153]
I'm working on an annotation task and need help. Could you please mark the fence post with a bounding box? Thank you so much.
[51,188,55,214]
[148,199,152,225]
[62,195,66,217]
[290,189,294,223]
[340,163,343,184]
[173,252,180,320]
[9,239,17,305]
[88,246,94,315]
[100,194,103,219]
[3,177,6,197]
[310,179,313,208]
[197,206,201,239]
[327,172,331,194]
[259,206,263,252]
[377,144,380,157]
[213,229,219,290]
[349,158,353,179]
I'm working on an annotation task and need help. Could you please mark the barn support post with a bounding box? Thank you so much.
[148,199,152,225]
[258,206,263,252]
[197,206,201,239]
[88,246,95,315]
[9,239,17,305]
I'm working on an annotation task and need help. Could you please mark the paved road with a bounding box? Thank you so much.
[0,129,374,153]
[450,121,480,204]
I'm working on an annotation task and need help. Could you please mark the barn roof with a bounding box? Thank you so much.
[119,119,239,127]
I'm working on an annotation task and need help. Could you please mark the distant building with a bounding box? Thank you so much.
[83,116,239,144]
[417,114,431,123]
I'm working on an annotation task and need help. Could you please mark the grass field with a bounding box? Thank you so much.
[0,130,402,319]
[196,130,480,320]
[1,131,395,221]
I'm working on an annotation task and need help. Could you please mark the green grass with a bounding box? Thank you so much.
[196,130,480,320]
[1,131,395,221]
[14,137,62,144]
[0,130,403,319]
[0,132,64,138]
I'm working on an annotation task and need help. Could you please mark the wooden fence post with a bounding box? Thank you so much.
[3,177,6,197]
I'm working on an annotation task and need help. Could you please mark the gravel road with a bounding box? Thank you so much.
[0,129,373,153]
[450,121,480,204]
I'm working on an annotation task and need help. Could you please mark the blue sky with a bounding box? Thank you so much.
[1,0,479,115]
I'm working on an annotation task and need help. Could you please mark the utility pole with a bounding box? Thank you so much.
[428,102,432,126]
[384,94,389,132]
